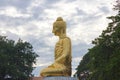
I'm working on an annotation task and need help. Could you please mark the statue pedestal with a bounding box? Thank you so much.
[44,77,78,80]
[31,77,78,80]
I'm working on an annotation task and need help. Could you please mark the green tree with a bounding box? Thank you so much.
[76,0,120,80]
[0,36,38,80]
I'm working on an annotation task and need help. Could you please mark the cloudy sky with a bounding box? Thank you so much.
[0,0,116,77]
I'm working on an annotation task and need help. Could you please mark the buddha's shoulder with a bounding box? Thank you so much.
[62,37,71,42]
[56,37,71,45]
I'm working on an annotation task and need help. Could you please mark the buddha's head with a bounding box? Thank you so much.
[52,17,66,37]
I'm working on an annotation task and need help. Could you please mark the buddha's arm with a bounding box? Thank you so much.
[55,37,71,63]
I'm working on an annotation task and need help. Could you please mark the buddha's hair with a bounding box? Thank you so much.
[56,17,63,21]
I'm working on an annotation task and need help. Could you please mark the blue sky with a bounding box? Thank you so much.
[0,0,116,76]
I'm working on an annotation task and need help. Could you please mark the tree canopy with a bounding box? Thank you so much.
[0,36,38,80]
[76,0,120,80]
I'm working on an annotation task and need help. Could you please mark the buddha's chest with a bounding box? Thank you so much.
[55,39,64,58]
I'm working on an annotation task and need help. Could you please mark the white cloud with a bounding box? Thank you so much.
[44,36,58,47]
[42,1,78,20]
[36,61,52,67]
[73,57,82,63]
[26,0,45,14]
[30,0,45,7]
[0,30,6,35]
[0,6,31,18]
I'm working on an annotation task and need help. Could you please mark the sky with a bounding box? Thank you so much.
[0,0,116,77]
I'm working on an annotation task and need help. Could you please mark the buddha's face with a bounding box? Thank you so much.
[52,26,60,36]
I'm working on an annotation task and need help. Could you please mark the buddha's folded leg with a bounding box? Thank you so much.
[40,63,67,76]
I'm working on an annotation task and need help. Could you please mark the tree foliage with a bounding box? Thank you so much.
[76,1,120,80]
[0,36,38,80]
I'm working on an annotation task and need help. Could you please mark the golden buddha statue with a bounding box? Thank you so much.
[40,17,72,77]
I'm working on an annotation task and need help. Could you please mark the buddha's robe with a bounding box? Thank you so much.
[40,37,71,76]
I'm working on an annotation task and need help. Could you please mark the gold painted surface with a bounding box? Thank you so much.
[40,17,71,77]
